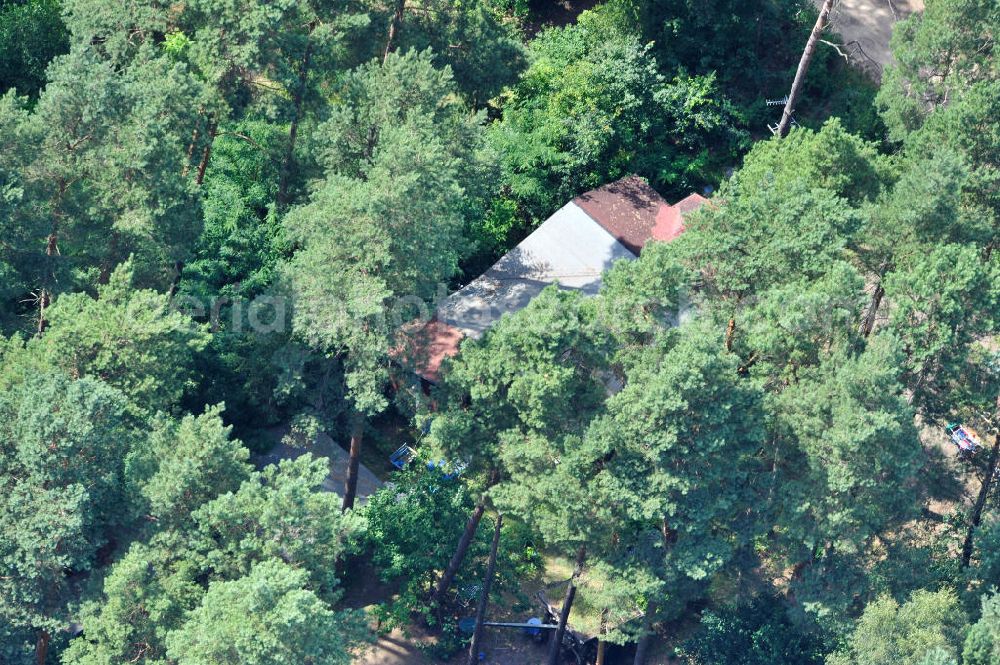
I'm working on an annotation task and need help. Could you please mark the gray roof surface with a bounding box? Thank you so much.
[437,201,635,338]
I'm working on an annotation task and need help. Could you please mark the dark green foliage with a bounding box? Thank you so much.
[0,0,69,98]
[628,0,815,103]
[678,596,826,665]
[0,371,133,659]
[185,119,288,300]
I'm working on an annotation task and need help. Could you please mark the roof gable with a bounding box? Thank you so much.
[572,176,668,255]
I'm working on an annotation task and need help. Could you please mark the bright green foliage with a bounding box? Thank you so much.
[362,463,489,626]
[427,288,610,475]
[738,262,865,384]
[827,589,968,665]
[165,560,362,665]
[877,0,1000,253]
[732,120,888,205]
[0,93,36,327]
[903,81,1000,249]
[61,0,175,66]
[62,541,203,665]
[137,405,252,529]
[0,46,208,308]
[190,456,363,598]
[489,11,745,220]
[284,50,481,414]
[0,0,69,97]
[185,119,288,300]
[854,148,971,281]
[596,239,693,356]
[65,455,365,664]
[23,261,209,412]
[676,179,858,309]
[0,372,132,656]
[963,591,1000,665]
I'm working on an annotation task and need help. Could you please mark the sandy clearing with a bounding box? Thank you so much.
[816,0,924,75]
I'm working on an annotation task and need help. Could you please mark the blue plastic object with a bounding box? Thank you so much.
[523,617,542,637]
[389,445,416,469]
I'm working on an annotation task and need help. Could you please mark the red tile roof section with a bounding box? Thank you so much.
[651,193,709,243]
[394,319,463,383]
[572,176,669,255]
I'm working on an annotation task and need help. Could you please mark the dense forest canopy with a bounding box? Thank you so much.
[0,0,997,663]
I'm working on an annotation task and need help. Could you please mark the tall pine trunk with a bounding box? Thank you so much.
[39,179,66,335]
[432,470,499,607]
[277,28,314,208]
[466,514,502,665]
[195,121,218,185]
[341,413,365,512]
[595,609,609,665]
[547,546,586,665]
[777,0,834,137]
[962,430,1000,566]
[860,281,885,337]
[632,600,657,665]
[36,629,49,665]
[180,120,201,178]
[383,0,405,64]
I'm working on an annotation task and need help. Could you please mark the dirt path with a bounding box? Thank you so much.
[816,0,924,75]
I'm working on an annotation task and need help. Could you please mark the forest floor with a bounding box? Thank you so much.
[818,0,924,75]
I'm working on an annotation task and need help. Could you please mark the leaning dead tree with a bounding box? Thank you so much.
[777,0,835,137]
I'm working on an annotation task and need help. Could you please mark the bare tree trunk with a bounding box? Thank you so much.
[277,28,314,208]
[632,601,657,665]
[36,629,49,665]
[36,289,49,335]
[166,260,185,299]
[341,414,364,512]
[547,546,586,665]
[181,120,201,178]
[467,514,503,665]
[195,121,218,185]
[962,431,1000,567]
[777,0,834,137]
[383,0,406,64]
[433,471,499,607]
[97,230,120,285]
[595,609,609,665]
[724,317,735,352]
[39,180,65,335]
[434,508,484,608]
[860,282,885,337]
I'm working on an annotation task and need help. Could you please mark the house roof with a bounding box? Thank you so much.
[436,201,635,339]
[651,193,708,242]
[572,175,669,255]
[404,177,710,383]
[394,319,465,384]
